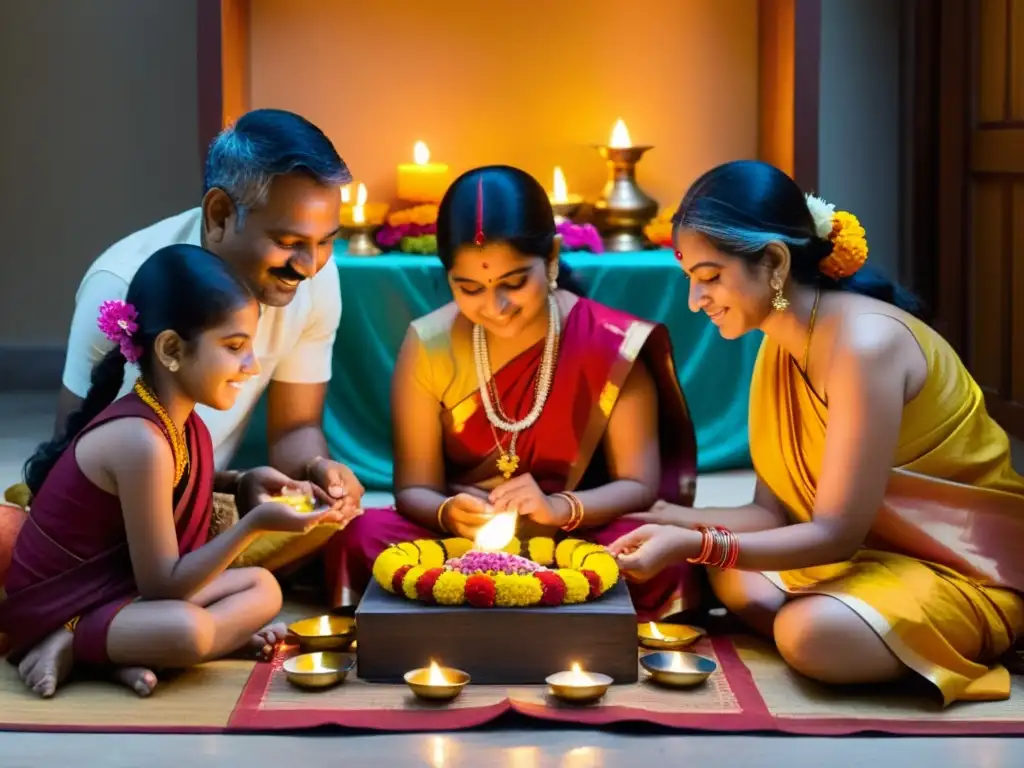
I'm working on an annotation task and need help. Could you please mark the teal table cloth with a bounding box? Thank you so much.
[233,244,760,489]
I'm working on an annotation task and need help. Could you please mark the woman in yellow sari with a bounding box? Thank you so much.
[609,160,1024,706]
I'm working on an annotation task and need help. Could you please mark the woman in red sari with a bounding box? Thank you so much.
[327,165,700,619]
[0,245,354,699]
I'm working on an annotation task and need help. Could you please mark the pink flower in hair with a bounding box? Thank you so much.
[97,299,143,363]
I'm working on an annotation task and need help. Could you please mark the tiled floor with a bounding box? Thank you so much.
[0,391,1019,767]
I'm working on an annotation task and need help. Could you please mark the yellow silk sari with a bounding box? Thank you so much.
[750,312,1024,705]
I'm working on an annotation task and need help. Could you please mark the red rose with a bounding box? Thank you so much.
[534,571,566,606]
[581,570,602,598]
[416,568,444,603]
[464,573,496,608]
[392,564,412,593]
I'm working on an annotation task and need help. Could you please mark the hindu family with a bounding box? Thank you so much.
[0,109,1020,707]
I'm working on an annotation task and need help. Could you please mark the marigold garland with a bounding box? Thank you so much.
[820,210,869,279]
[373,537,619,608]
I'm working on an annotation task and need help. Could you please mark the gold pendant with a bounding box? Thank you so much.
[496,451,519,479]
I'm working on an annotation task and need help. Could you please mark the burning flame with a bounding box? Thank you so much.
[352,182,368,224]
[474,510,517,552]
[340,184,351,204]
[318,616,332,635]
[414,140,430,165]
[647,621,665,640]
[609,118,632,148]
[426,660,450,685]
[552,166,568,203]
[567,662,592,685]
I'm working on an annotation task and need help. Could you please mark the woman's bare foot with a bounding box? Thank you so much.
[110,666,158,697]
[248,621,288,660]
[17,628,75,698]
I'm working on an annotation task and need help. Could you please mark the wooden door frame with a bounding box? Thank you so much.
[900,0,971,351]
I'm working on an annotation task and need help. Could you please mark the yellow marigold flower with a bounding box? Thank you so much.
[432,571,468,605]
[402,565,428,600]
[494,573,544,607]
[417,539,447,568]
[570,543,603,569]
[820,210,868,280]
[557,569,591,604]
[396,541,420,559]
[555,538,582,568]
[527,537,555,566]
[585,553,620,593]
[501,537,521,555]
[445,538,473,558]
[372,548,413,593]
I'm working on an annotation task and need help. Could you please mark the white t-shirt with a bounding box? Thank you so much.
[61,208,342,469]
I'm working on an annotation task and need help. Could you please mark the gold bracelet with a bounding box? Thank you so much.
[436,497,453,533]
[553,492,584,532]
[65,616,80,633]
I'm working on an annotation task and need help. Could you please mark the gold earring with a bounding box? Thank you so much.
[770,275,790,312]
[167,360,180,373]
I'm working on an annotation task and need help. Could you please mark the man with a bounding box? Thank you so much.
[54,108,364,511]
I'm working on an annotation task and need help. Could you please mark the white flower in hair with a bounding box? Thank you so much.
[805,194,836,239]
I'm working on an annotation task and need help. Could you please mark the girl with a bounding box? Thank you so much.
[0,243,355,698]
[326,165,701,620]
[610,160,1023,705]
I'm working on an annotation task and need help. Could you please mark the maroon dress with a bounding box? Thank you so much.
[0,395,214,666]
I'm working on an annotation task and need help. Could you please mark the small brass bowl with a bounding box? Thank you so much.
[637,622,706,650]
[288,615,356,651]
[282,651,355,689]
[404,667,471,702]
[640,651,717,688]
[545,670,613,704]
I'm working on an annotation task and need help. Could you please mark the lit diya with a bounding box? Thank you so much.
[404,659,471,701]
[288,614,356,651]
[640,651,717,688]
[637,621,706,650]
[545,662,612,704]
[283,651,356,689]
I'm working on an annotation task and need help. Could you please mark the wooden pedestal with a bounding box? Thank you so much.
[355,579,638,684]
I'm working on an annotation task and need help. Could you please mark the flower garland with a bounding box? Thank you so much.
[376,204,440,254]
[371,537,619,608]
[556,220,604,253]
[805,194,869,279]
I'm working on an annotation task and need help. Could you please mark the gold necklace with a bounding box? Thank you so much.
[801,288,821,372]
[133,377,189,485]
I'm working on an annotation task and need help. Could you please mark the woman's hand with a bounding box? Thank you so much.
[488,474,570,528]
[236,466,333,516]
[246,500,359,534]
[607,524,696,583]
[441,493,494,539]
[306,457,365,516]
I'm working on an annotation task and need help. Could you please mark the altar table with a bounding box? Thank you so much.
[232,244,760,489]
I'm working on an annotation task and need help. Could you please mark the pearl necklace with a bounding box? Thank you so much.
[473,293,561,478]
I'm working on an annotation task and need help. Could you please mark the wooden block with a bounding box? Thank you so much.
[355,579,638,684]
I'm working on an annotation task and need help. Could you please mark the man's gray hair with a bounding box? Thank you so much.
[204,109,351,226]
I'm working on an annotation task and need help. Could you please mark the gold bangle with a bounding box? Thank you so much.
[436,497,453,534]
[65,616,80,633]
[554,492,584,532]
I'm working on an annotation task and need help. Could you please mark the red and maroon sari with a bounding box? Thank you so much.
[0,396,214,666]
[326,298,700,620]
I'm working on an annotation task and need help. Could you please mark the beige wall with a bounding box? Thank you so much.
[0,0,200,356]
[248,0,760,213]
